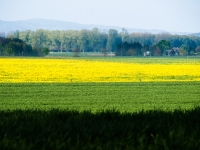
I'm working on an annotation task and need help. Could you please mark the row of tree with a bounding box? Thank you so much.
[3,28,200,56]
[0,37,49,56]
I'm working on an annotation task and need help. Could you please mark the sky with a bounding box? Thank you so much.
[0,0,200,33]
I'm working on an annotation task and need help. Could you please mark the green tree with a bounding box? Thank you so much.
[0,44,3,55]
[126,48,136,56]
[195,46,200,54]
[0,37,35,56]
[29,30,47,48]
[154,46,162,56]
[42,47,50,55]
[179,48,187,56]
[156,40,171,55]
[101,48,108,57]
[5,40,23,56]
[89,28,101,52]
[19,30,31,43]
[98,32,108,52]
[22,43,32,56]
[106,29,118,52]
[120,28,130,43]
[13,30,19,39]
[73,48,80,57]
[5,47,13,56]
[78,29,89,53]
[59,31,68,52]
[49,30,61,51]
[179,45,187,56]
[32,46,42,56]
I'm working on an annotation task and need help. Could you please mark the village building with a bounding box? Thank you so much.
[166,47,180,56]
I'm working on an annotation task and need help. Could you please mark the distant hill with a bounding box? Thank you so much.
[191,33,200,37]
[0,19,195,35]
[0,19,87,32]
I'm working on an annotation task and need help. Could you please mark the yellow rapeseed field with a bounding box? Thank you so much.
[0,58,200,82]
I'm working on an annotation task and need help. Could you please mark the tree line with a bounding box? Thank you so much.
[0,37,49,56]
[3,28,200,56]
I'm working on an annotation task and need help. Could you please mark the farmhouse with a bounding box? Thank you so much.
[144,51,151,56]
[166,47,180,56]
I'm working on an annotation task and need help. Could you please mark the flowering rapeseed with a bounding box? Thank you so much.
[0,58,200,82]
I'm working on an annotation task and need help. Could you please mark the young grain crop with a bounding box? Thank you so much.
[0,82,199,111]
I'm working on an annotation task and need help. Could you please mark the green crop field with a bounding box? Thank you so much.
[47,53,200,64]
[48,51,200,57]
[1,57,200,149]
[0,82,200,111]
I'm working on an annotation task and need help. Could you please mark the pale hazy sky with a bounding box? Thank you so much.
[0,0,200,33]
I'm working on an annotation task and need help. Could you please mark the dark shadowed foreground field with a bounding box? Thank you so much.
[0,108,200,150]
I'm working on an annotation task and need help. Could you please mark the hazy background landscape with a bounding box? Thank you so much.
[0,0,200,35]
[0,19,172,34]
